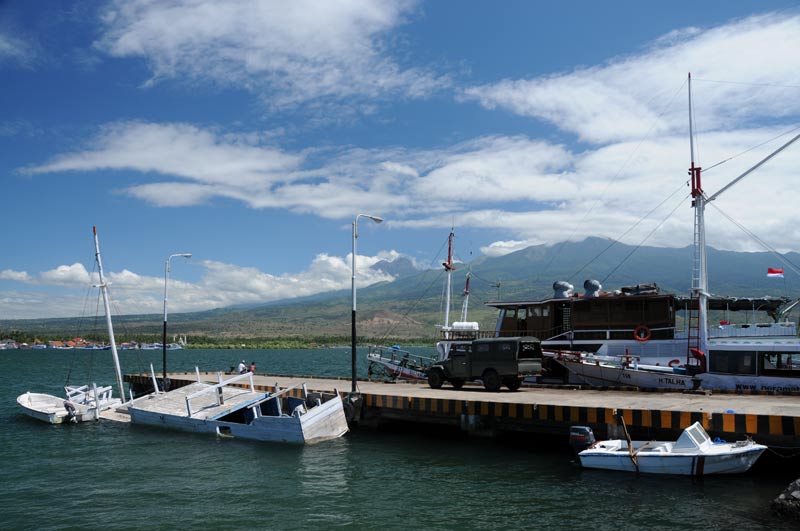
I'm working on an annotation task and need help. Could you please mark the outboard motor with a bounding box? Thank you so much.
[569,426,596,456]
[583,279,602,298]
[553,281,574,299]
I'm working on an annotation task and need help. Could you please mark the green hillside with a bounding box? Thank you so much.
[2,237,798,345]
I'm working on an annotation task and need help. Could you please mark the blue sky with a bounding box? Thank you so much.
[2,0,800,319]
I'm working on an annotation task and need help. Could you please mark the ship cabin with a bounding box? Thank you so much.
[486,282,676,348]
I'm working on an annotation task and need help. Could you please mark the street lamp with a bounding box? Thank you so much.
[351,214,383,393]
[162,252,192,389]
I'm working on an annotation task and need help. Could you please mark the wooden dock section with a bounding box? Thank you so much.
[125,372,800,449]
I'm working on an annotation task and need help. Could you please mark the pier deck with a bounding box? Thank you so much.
[125,372,800,448]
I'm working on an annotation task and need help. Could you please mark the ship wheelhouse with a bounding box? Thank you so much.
[487,293,677,344]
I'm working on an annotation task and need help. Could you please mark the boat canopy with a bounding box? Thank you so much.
[675,296,790,315]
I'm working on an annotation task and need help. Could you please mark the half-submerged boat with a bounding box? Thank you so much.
[16,227,126,424]
[127,370,349,444]
[577,422,766,476]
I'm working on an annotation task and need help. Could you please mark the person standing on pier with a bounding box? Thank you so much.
[237,360,247,374]
[249,361,256,373]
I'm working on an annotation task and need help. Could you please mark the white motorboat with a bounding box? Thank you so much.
[578,422,766,476]
[127,370,349,444]
[16,385,121,424]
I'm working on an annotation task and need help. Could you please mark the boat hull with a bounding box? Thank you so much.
[556,358,699,389]
[579,445,766,475]
[16,392,120,424]
[130,394,348,444]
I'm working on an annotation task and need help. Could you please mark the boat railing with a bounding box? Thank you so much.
[65,384,114,404]
[184,371,256,417]
[705,321,797,338]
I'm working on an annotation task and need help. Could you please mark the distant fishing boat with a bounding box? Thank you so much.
[15,227,126,424]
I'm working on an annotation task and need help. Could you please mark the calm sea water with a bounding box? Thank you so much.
[2,348,798,530]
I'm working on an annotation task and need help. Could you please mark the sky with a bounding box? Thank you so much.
[2,0,800,319]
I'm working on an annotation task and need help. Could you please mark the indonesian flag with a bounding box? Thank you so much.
[767,267,784,278]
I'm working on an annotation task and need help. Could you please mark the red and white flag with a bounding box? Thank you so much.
[767,267,784,278]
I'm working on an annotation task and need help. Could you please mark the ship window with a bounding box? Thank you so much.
[542,306,549,317]
[709,350,757,375]
[529,307,542,317]
[760,352,800,377]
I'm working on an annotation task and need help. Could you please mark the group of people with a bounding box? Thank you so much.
[237,360,256,374]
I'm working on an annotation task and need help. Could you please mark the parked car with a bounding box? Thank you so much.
[426,336,543,391]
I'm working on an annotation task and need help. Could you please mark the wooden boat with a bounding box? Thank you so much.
[553,350,700,390]
[578,422,766,476]
[367,345,436,381]
[16,385,121,424]
[127,371,349,444]
[16,227,126,424]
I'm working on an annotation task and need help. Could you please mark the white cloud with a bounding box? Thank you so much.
[461,13,800,144]
[0,251,399,318]
[0,270,32,282]
[480,240,539,257]
[0,31,35,68]
[95,0,447,110]
[39,264,92,287]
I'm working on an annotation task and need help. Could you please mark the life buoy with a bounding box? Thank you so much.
[668,359,681,368]
[633,325,651,342]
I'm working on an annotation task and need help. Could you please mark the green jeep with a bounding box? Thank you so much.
[426,336,543,392]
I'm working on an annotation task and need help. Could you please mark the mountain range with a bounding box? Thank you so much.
[2,237,798,341]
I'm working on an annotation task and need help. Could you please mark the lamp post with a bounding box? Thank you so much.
[352,214,382,393]
[162,253,192,389]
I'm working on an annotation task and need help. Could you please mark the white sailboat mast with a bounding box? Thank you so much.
[442,229,456,335]
[93,226,125,400]
[688,72,709,355]
[460,272,471,323]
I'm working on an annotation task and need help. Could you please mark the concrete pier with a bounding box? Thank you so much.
[125,372,800,449]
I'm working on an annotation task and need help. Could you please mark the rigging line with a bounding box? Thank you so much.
[65,255,98,387]
[601,192,690,284]
[704,125,800,173]
[693,78,800,90]
[543,79,689,274]
[706,201,800,277]
[568,181,690,282]
[377,269,446,342]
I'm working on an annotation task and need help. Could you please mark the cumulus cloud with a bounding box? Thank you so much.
[39,264,92,287]
[95,0,447,110]
[0,251,399,318]
[0,270,32,282]
[461,13,800,144]
[17,10,800,266]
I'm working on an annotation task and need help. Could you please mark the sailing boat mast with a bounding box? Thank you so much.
[688,72,709,356]
[688,73,800,360]
[441,228,456,338]
[460,272,471,323]
[93,226,125,401]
